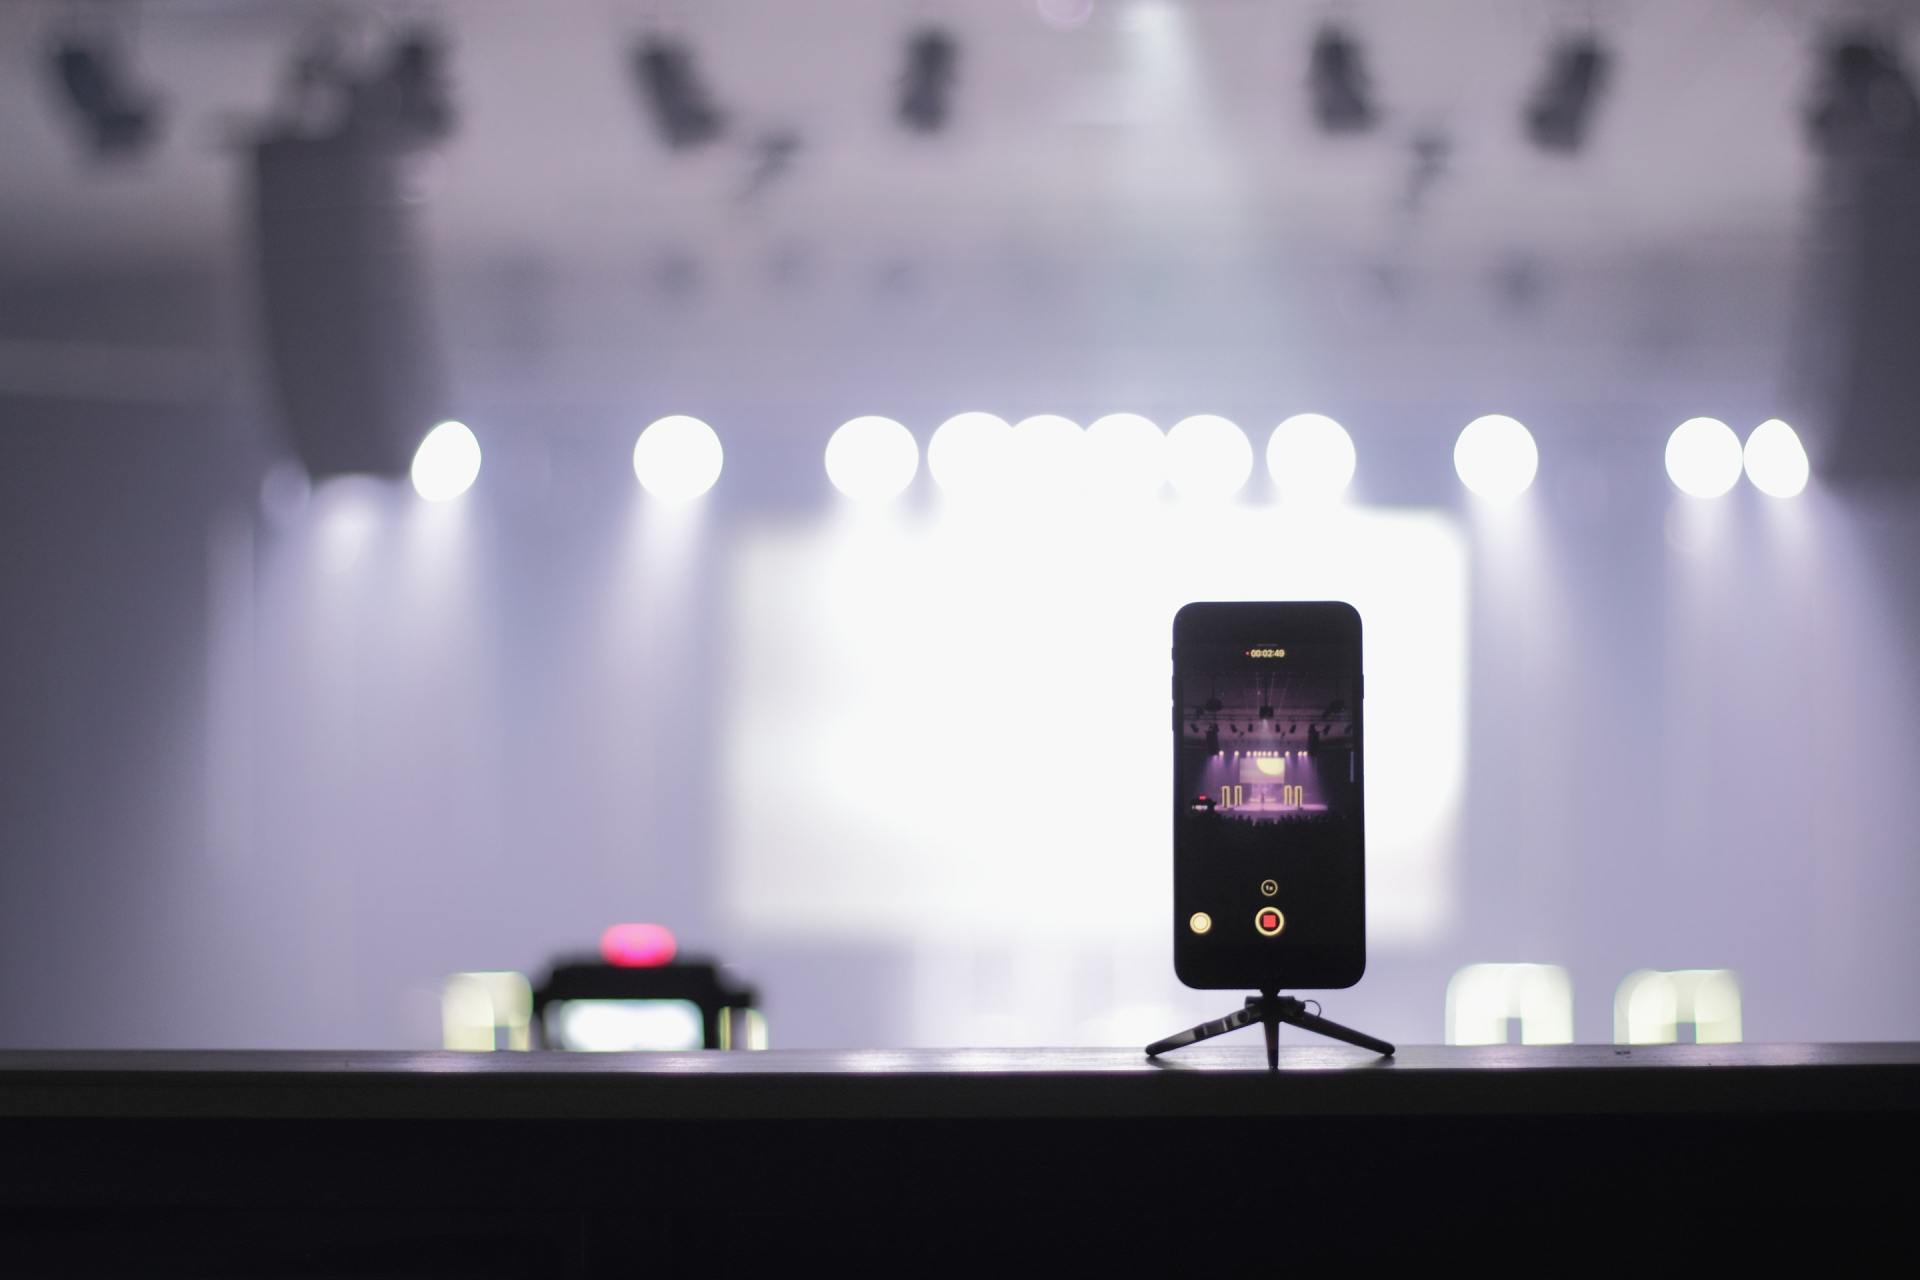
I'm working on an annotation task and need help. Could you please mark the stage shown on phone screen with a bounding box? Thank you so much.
[1178,639,1363,954]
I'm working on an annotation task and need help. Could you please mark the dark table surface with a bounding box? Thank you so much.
[3,1042,1915,1119]
[5,1044,1915,1269]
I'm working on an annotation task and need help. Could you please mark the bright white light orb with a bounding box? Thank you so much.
[410,420,482,502]
[1011,414,1084,497]
[1165,414,1252,500]
[633,415,724,501]
[1743,418,1809,499]
[1453,414,1539,501]
[1035,0,1095,30]
[927,411,1013,497]
[1085,413,1166,497]
[1665,417,1743,499]
[1267,413,1357,501]
[825,416,919,501]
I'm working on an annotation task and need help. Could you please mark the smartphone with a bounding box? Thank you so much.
[1172,601,1366,991]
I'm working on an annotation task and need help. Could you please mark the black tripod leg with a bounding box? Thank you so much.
[1261,1004,1280,1070]
[1277,1006,1395,1057]
[1145,1005,1259,1057]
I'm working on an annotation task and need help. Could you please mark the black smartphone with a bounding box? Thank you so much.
[1172,601,1366,991]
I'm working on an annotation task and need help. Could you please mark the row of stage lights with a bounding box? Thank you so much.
[405,411,1811,506]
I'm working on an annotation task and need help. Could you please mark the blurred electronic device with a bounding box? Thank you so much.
[1150,602,1393,1065]
[531,924,766,1052]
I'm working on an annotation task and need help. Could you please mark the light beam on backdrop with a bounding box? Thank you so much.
[1266,413,1356,501]
[1743,419,1810,498]
[825,416,919,501]
[410,420,481,502]
[310,477,386,575]
[633,415,724,501]
[1453,414,1539,501]
[1665,417,1743,499]
[1165,414,1252,501]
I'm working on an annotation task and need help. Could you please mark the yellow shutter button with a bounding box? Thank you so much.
[1254,907,1285,937]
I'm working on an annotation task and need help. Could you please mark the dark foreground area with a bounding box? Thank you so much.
[2,1043,1913,1272]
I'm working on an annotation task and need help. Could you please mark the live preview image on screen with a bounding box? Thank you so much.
[1177,640,1363,949]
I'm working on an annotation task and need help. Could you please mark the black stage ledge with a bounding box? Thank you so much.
[3,1044,1916,1272]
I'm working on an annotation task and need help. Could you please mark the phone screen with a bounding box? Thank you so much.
[1173,602,1365,990]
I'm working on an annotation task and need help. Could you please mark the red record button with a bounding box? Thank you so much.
[1254,907,1285,938]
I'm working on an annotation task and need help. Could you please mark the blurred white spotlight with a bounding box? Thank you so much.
[260,459,312,524]
[1743,418,1809,499]
[1614,969,1743,1045]
[927,411,1013,497]
[1453,414,1539,501]
[825,416,919,501]
[1011,414,1084,498]
[1267,413,1356,501]
[1085,412,1166,498]
[411,420,482,502]
[1446,963,1574,1045]
[1165,414,1252,501]
[1035,0,1095,31]
[633,415,724,501]
[1664,417,1742,499]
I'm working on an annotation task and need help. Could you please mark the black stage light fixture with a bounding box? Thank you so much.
[899,28,959,133]
[1526,36,1610,153]
[250,28,457,480]
[48,34,162,159]
[379,27,456,145]
[1258,704,1275,721]
[1807,34,1920,157]
[1309,25,1375,134]
[633,37,726,150]
[1795,31,1920,481]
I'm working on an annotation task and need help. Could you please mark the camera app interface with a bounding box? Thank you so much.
[1177,640,1361,950]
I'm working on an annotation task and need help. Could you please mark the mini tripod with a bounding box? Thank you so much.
[1146,991,1395,1068]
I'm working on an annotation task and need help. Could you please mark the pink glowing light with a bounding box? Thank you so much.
[600,923,678,968]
